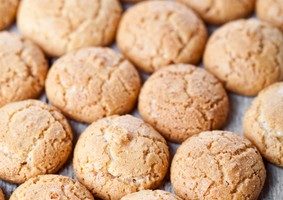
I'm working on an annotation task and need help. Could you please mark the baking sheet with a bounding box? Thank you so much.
[1,2,283,199]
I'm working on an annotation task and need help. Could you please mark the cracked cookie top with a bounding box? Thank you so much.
[121,190,182,200]
[10,175,94,200]
[257,0,283,32]
[0,0,19,30]
[138,64,229,143]
[0,31,48,107]
[45,47,141,124]
[0,100,73,184]
[0,189,4,200]
[244,82,283,167]
[73,115,169,200]
[17,0,122,57]
[204,19,283,96]
[177,0,255,25]
[171,131,266,200]
[117,0,207,73]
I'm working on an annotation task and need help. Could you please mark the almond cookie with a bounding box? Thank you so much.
[244,82,283,167]
[0,100,73,184]
[10,175,94,200]
[0,0,19,30]
[0,31,48,107]
[138,64,229,143]
[117,1,207,73]
[0,189,4,200]
[121,190,182,200]
[73,115,169,200]
[257,0,283,32]
[17,0,122,57]
[204,19,283,96]
[46,47,141,123]
[171,131,266,200]
[177,0,255,25]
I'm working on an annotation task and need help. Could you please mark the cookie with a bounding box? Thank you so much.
[138,64,229,143]
[73,115,169,200]
[121,0,145,2]
[204,19,283,96]
[17,0,122,57]
[0,189,4,200]
[244,82,283,167]
[257,0,283,32]
[46,47,141,123]
[10,175,94,200]
[121,190,182,200]
[0,0,19,30]
[117,1,207,73]
[0,100,73,184]
[177,0,255,25]
[171,131,266,200]
[0,31,48,107]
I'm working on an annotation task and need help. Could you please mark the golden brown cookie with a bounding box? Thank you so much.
[0,0,19,30]
[171,131,266,200]
[0,100,73,184]
[0,31,48,107]
[10,175,94,200]
[244,82,283,167]
[0,189,4,200]
[117,0,207,73]
[257,0,283,32]
[46,47,141,123]
[73,115,169,200]
[17,0,122,57]
[177,0,255,25]
[138,64,229,143]
[204,19,283,96]
[121,190,182,200]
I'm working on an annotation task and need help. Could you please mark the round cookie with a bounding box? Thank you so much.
[204,19,283,96]
[0,0,19,30]
[0,189,4,200]
[46,47,141,123]
[177,0,255,25]
[117,0,207,73]
[0,100,73,184]
[138,64,229,143]
[17,0,122,57]
[10,175,94,200]
[73,115,169,200]
[171,131,266,200]
[257,0,283,32]
[0,31,48,107]
[244,82,283,167]
[121,190,182,200]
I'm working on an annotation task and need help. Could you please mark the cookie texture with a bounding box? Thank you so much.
[117,0,207,73]
[204,19,283,96]
[0,100,73,184]
[10,175,94,200]
[121,190,182,200]
[138,64,229,143]
[0,0,19,30]
[177,0,255,25]
[257,0,283,32]
[46,47,140,123]
[171,131,266,200]
[17,0,122,57]
[0,189,4,200]
[73,115,169,200]
[244,82,283,167]
[0,31,48,107]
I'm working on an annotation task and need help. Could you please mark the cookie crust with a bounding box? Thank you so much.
[121,190,182,200]
[73,115,169,200]
[171,131,266,200]
[0,0,19,30]
[0,100,73,184]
